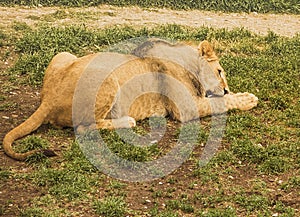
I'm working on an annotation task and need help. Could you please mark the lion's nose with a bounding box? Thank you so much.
[224,88,229,95]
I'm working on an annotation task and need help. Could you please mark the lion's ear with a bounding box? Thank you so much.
[198,40,218,61]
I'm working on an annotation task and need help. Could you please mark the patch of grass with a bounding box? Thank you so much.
[12,135,51,164]
[196,207,237,217]
[40,9,113,22]
[176,122,206,144]
[19,207,44,217]
[229,139,296,174]
[259,156,290,174]
[0,95,6,101]
[234,194,270,213]
[149,207,179,217]
[0,0,299,14]
[274,201,296,216]
[13,23,299,89]
[280,176,300,191]
[193,164,219,183]
[31,167,99,200]
[19,205,70,217]
[12,21,32,32]
[92,128,161,162]
[166,198,194,214]
[9,24,261,86]
[15,135,49,151]
[11,52,54,86]
[0,169,11,180]
[109,180,127,189]
[0,102,17,111]
[46,9,69,20]
[194,191,225,209]
[0,30,8,47]
[93,196,127,217]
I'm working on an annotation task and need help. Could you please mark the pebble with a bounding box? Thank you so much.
[2,116,9,119]
[256,143,263,148]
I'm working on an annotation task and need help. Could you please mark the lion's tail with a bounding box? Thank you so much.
[3,103,56,161]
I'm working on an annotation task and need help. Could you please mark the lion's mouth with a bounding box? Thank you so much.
[205,88,229,98]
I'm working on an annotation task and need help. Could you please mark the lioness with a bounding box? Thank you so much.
[3,40,258,161]
[132,39,230,97]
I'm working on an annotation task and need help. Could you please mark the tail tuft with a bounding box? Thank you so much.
[42,149,57,157]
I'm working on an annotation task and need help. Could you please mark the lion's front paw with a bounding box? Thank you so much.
[235,92,259,111]
[127,116,137,128]
[76,124,97,134]
[113,116,136,128]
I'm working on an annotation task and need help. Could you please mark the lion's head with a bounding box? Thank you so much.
[198,40,230,97]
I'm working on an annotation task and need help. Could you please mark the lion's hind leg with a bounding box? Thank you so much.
[76,116,136,134]
[97,116,136,129]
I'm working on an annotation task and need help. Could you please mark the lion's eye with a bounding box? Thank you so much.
[218,69,222,76]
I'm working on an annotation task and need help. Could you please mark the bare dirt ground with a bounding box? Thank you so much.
[0,5,299,37]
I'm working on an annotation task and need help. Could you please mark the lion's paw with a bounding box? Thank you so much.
[76,124,97,134]
[234,92,258,111]
[113,116,136,128]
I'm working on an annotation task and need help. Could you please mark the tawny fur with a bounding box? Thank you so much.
[3,41,258,161]
[132,39,230,96]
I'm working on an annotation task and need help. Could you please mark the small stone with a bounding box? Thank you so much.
[2,116,9,120]
[151,140,158,144]
[256,143,263,148]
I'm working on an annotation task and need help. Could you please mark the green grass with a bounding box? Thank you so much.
[196,207,237,217]
[93,196,127,217]
[0,0,299,14]
[1,17,299,217]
